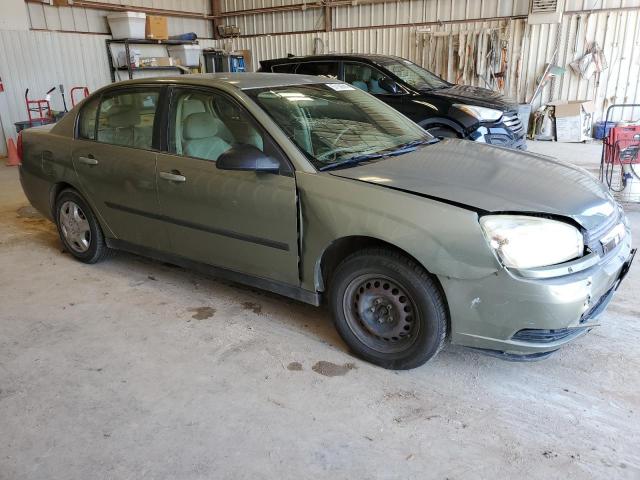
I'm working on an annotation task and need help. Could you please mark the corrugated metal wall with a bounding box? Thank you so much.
[1,0,639,156]
[27,0,213,37]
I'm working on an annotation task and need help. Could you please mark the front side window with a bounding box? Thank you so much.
[376,58,449,91]
[169,89,265,162]
[295,62,339,79]
[343,63,392,94]
[96,90,160,149]
[246,84,434,170]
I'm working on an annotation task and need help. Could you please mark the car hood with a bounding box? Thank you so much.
[329,139,616,232]
[425,84,518,111]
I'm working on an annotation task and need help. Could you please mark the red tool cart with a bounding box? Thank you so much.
[600,104,640,202]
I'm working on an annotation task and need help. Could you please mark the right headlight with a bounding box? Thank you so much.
[480,215,584,269]
[454,104,503,122]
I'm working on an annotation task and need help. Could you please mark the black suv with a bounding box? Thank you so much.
[259,54,526,150]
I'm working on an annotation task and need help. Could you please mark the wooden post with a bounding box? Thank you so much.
[324,1,332,32]
[212,0,221,40]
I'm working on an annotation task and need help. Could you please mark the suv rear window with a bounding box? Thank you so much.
[295,61,339,79]
[270,63,297,73]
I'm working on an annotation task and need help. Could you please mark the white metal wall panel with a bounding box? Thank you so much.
[0,30,112,146]
[26,0,213,37]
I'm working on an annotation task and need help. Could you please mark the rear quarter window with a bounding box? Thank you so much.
[78,96,100,140]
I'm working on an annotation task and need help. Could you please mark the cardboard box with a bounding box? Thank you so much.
[140,57,176,67]
[550,100,594,142]
[146,16,168,40]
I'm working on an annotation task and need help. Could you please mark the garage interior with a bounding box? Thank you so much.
[1,0,639,478]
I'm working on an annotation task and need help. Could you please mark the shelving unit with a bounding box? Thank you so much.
[105,38,198,82]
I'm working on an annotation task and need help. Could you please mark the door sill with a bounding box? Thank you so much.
[106,238,321,306]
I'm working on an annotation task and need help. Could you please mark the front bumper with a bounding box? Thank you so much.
[440,232,634,357]
[468,120,527,150]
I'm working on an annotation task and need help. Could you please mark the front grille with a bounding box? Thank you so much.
[503,111,525,136]
[584,211,621,256]
[512,327,587,343]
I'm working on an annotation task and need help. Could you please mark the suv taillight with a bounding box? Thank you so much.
[16,131,23,162]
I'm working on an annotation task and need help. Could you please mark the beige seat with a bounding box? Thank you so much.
[182,112,231,161]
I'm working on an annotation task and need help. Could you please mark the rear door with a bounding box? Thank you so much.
[155,86,299,285]
[72,86,170,251]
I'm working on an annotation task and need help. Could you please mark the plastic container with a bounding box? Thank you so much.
[107,12,146,39]
[167,44,202,67]
[594,121,617,140]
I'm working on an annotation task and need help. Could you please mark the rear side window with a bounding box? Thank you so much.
[96,90,160,150]
[296,62,339,78]
[78,97,100,140]
[270,63,296,73]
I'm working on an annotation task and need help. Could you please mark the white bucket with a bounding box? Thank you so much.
[107,12,146,40]
[167,45,202,67]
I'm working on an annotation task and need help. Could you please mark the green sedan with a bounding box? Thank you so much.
[18,74,635,369]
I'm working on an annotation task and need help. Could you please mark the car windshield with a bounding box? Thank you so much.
[377,58,449,91]
[246,83,435,170]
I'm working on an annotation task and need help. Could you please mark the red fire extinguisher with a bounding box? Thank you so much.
[0,76,4,93]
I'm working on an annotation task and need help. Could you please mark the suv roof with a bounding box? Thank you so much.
[260,54,405,66]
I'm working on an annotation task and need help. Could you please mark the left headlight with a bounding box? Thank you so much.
[480,215,584,269]
[454,104,503,122]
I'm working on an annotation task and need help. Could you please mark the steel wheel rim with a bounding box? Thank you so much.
[342,273,420,354]
[59,200,91,253]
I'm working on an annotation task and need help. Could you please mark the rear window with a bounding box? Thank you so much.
[295,61,339,79]
[270,63,297,73]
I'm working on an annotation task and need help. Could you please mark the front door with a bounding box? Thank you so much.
[72,87,170,251]
[343,61,407,111]
[156,87,299,285]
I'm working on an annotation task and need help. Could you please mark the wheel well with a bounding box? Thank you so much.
[319,236,451,335]
[50,182,75,217]
[319,236,423,290]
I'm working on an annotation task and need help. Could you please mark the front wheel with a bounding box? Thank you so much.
[55,189,111,264]
[329,249,448,370]
[424,126,460,139]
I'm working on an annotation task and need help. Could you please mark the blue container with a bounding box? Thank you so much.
[594,121,616,139]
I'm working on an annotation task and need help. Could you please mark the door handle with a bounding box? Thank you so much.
[159,171,186,183]
[78,156,98,165]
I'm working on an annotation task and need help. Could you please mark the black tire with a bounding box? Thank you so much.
[425,126,460,139]
[54,189,112,264]
[329,248,448,370]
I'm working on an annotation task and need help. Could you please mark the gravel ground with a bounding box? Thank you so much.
[1,142,639,479]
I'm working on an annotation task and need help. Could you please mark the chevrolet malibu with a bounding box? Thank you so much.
[18,74,635,369]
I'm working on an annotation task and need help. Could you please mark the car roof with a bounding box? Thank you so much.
[261,54,404,64]
[107,73,339,90]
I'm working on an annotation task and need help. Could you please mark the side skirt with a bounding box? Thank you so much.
[106,238,322,307]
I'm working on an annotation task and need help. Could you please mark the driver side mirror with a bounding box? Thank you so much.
[216,144,280,173]
[379,77,400,95]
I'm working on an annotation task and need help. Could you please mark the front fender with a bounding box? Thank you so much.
[296,172,500,292]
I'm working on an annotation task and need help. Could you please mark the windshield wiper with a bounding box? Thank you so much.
[319,138,439,171]
[318,153,383,171]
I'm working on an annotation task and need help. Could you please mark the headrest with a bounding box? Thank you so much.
[183,112,219,140]
[182,99,206,117]
[361,68,371,81]
[107,106,138,128]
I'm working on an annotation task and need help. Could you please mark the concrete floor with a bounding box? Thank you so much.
[1,142,639,479]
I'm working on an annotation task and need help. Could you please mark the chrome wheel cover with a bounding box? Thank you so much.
[59,200,91,253]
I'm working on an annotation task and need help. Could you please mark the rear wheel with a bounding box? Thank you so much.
[329,249,448,370]
[55,189,111,264]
